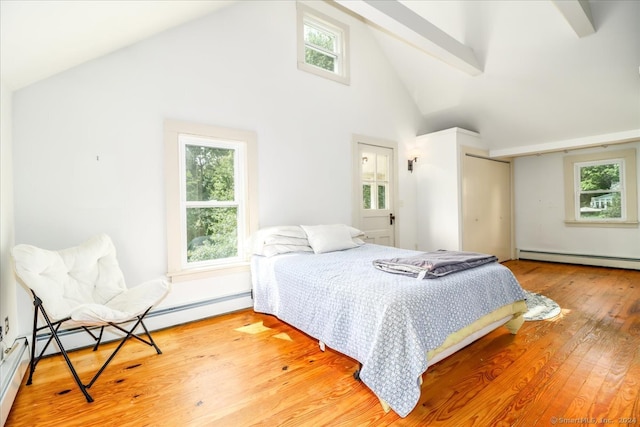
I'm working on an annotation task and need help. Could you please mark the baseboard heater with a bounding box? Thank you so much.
[33,290,253,356]
[1,337,30,426]
[1,291,251,421]
[517,249,640,270]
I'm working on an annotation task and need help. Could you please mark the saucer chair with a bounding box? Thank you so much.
[12,234,170,402]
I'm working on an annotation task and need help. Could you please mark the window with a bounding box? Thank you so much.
[165,120,258,280]
[297,3,350,85]
[563,148,637,227]
[575,159,623,220]
[362,151,389,210]
[181,136,243,266]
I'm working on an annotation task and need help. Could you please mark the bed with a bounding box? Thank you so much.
[250,225,528,417]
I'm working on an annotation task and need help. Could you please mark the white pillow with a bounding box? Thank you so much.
[301,224,359,254]
[346,226,365,238]
[249,226,309,255]
[262,244,314,257]
[263,235,310,246]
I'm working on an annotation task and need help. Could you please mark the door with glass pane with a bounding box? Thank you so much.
[357,143,395,246]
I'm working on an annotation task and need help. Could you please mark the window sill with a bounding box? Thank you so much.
[167,261,250,283]
[564,220,639,228]
[297,62,350,85]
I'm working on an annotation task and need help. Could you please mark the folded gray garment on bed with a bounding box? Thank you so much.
[373,249,498,279]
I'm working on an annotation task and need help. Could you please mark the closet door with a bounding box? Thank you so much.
[462,153,512,261]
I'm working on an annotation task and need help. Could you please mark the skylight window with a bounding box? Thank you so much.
[297,3,350,85]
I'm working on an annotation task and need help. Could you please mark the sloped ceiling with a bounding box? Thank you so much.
[367,0,640,155]
[0,0,232,90]
[1,0,638,155]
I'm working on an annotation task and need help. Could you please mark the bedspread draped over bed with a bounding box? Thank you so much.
[251,244,527,417]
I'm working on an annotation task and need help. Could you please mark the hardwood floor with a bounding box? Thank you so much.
[5,261,640,426]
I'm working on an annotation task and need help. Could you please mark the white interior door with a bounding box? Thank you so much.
[354,141,395,246]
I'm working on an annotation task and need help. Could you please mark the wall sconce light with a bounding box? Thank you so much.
[408,157,418,173]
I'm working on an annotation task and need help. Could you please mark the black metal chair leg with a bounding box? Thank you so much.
[26,294,163,402]
[25,296,39,386]
[138,317,162,354]
[86,313,149,388]
[92,327,104,352]
[27,295,68,386]
[107,308,162,353]
[37,302,94,403]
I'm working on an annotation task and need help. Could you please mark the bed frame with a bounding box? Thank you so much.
[320,300,527,413]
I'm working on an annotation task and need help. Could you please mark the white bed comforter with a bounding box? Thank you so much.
[251,244,526,417]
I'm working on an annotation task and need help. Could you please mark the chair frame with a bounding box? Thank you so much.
[26,290,162,403]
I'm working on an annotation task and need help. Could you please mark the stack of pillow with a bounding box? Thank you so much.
[251,224,365,257]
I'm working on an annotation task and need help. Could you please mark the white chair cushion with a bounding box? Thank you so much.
[12,234,170,324]
[70,278,170,325]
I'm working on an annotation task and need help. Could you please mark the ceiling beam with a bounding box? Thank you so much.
[551,0,596,38]
[334,0,482,76]
[489,129,640,158]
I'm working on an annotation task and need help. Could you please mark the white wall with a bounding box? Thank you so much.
[414,128,487,252]
[0,80,18,354]
[514,142,640,260]
[415,129,460,251]
[10,1,421,339]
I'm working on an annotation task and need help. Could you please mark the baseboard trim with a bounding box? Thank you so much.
[517,249,640,270]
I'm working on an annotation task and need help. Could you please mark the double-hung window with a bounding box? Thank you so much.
[165,120,258,280]
[297,3,350,85]
[563,148,637,227]
[180,135,244,266]
[575,159,623,220]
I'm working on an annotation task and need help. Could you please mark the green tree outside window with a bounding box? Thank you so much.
[578,162,622,219]
[184,144,238,262]
[304,23,337,72]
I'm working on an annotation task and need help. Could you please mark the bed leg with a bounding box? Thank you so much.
[378,397,391,413]
[353,362,362,381]
[353,363,362,381]
[505,314,525,334]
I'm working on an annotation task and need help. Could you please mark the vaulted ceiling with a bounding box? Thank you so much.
[1,0,638,155]
[362,0,640,155]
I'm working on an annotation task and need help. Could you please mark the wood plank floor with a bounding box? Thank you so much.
[5,260,640,426]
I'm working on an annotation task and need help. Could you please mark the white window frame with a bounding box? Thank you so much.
[563,148,638,227]
[165,120,258,281]
[297,2,350,85]
[573,158,625,222]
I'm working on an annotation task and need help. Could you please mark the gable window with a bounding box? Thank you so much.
[297,3,350,85]
[563,148,638,227]
[165,120,258,280]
